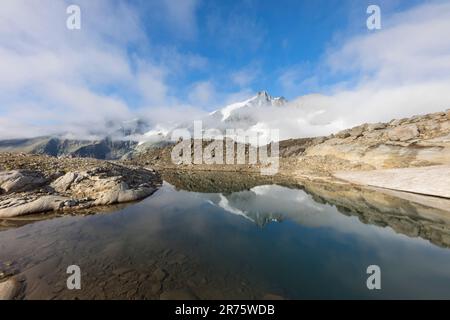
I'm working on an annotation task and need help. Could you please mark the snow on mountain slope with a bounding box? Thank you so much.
[211,91,287,122]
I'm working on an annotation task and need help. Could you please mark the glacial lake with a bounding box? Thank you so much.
[1,171,450,299]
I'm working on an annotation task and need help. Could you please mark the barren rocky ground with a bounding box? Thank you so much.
[126,109,450,184]
[0,153,161,219]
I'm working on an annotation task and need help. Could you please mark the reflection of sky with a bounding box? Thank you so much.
[153,183,450,298]
[1,182,450,299]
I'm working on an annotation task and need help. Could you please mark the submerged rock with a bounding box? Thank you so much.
[160,289,198,300]
[0,278,21,300]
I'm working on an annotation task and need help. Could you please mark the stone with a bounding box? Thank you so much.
[349,125,366,137]
[0,170,47,193]
[0,278,21,300]
[153,268,167,282]
[160,289,198,300]
[0,154,162,217]
[387,124,419,141]
[367,122,387,131]
[0,196,67,218]
[51,172,78,192]
[150,282,162,295]
[262,293,285,300]
[335,130,350,139]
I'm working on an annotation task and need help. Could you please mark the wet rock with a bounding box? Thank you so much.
[150,282,162,295]
[112,267,133,276]
[160,289,198,300]
[262,293,285,300]
[51,172,79,192]
[0,278,21,300]
[153,268,167,282]
[0,196,68,218]
[168,253,187,265]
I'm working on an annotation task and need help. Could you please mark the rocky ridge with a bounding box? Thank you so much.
[302,110,450,171]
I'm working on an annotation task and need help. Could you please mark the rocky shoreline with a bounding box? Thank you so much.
[127,109,450,197]
[0,153,162,218]
[1,110,449,218]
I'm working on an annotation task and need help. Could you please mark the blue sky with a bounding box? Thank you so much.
[130,0,425,103]
[0,0,449,138]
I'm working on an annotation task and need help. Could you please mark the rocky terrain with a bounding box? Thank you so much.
[0,137,137,160]
[303,110,450,171]
[0,153,161,218]
[127,110,450,172]
[124,109,450,200]
[1,110,448,218]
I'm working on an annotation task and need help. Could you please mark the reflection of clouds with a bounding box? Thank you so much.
[192,184,436,247]
[208,195,254,222]
[2,181,450,299]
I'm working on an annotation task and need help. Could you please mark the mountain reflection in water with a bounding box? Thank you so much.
[1,171,450,299]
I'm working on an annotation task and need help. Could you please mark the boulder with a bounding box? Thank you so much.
[50,172,79,192]
[0,278,21,300]
[0,195,68,218]
[387,124,419,141]
[160,289,198,300]
[0,170,47,193]
[349,125,366,137]
[367,122,387,131]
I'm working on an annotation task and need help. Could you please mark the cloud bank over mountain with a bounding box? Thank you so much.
[0,0,449,140]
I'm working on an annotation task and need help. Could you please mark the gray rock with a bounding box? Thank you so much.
[0,195,67,218]
[153,268,167,282]
[51,172,78,192]
[0,170,47,193]
[349,125,366,137]
[262,293,285,300]
[388,124,419,141]
[335,130,351,139]
[150,282,162,295]
[0,278,21,300]
[367,122,387,131]
[160,289,198,300]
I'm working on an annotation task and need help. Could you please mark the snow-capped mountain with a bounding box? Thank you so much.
[138,91,288,145]
[210,91,287,122]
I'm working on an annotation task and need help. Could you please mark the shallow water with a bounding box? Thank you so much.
[1,174,450,299]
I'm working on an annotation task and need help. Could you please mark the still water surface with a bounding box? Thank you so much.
[1,174,450,299]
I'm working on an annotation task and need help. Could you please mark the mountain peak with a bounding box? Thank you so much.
[218,91,288,121]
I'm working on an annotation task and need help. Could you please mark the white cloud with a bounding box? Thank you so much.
[0,0,204,139]
[1,1,449,141]
[188,81,216,107]
[270,1,450,138]
[230,64,260,87]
